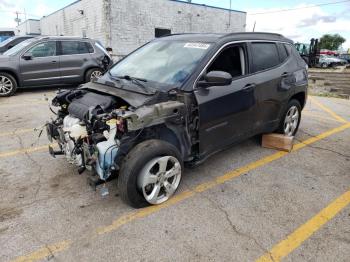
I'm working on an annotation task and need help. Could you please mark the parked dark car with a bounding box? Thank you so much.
[0,36,112,96]
[0,35,35,54]
[339,54,350,64]
[46,33,308,208]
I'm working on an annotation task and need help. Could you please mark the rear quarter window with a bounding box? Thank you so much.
[251,42,280,73]
[86,42,94,53]
[61,41,93,55]
[278,43,289,62]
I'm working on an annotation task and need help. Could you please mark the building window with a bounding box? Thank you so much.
[155,28,171,38]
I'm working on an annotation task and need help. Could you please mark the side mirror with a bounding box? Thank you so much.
[22,54,33,60]
[197,71,233,88]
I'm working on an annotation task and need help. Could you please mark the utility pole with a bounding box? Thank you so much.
[24,8,28,34]
[228,0,232,29]
[14,11,21,26]
[253,21,256,32]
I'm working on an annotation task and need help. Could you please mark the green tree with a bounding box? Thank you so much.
[319,34,346,50]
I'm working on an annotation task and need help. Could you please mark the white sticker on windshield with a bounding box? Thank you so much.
[184,43,210,50]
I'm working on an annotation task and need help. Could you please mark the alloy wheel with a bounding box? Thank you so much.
[90,70,102,81]
[0,75,13,95]
[137,156,182,205]
[284,105,299,136]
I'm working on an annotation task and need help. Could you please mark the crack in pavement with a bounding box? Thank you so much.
[44,244,55,261]
[29,228,56,261]
[14,132,44,200]
[202,194,275,262]
[297,130,350,159]
[295,137,350,159]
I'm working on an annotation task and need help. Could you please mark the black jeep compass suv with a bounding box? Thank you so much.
[46,32,308,207]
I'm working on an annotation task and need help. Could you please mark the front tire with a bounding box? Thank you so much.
[277,99,301,137]
[85,68,103,83]
[0,72,17,97]
[118,139,183,208]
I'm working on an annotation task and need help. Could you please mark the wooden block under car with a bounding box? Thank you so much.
[261,133,294,152]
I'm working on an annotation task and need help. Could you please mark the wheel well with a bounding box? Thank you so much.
[134,125,182,154]
[158,127,181,152]
[114,126,182,169]
[0,70,19,86]
[290,92,306,109]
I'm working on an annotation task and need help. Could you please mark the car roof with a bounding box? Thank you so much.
[158,32,294,44]
[7,35,34,39]
[33,36,93,41]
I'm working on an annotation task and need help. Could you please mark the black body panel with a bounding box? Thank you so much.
[68,92,116,119]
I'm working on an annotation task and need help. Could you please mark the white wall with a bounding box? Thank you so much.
[16,20,41,35]
[110,0,246,58]
[40,0,107,43]
[40,0,246,58]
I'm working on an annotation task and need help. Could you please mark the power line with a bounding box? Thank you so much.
[0,9,40,18]
[249,0,350,15]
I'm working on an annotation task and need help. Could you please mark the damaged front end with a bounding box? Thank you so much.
[46,83,187,182]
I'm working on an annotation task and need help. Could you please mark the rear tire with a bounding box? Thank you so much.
[0,72,17,97]
[85,68,103,83]
[118,139,183,208]
[277,99,301,136]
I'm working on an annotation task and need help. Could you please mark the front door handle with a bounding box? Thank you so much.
[242,83,256,91]
[281,72,290,77]
[51,60,57,63]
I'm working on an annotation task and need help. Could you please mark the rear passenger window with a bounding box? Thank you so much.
[61,41,93,55]
[251,42,280,72]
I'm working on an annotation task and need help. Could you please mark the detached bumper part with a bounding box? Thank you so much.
[48,145,63,158]
[46,122,59,142]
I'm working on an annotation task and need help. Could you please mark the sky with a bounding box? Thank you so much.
[0,0,349,49]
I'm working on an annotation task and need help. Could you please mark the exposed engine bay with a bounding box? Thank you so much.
[46,84,190,181]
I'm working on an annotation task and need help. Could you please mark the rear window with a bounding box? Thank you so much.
[61,41,94,55]
[251,42,280,72]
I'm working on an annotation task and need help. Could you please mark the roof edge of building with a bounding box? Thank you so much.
[17,19,40,27]
[169,0,246,14]
[42,0,82,19]
[42,0,246,21]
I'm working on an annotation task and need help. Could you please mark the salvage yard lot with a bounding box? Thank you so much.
[0,88,349,262]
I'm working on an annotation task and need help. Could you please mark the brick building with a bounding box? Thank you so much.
[39,0,246,59]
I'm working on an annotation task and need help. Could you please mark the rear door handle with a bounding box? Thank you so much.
[51,60,57,63]
[242,83,256,91]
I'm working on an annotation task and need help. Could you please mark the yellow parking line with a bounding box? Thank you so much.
[9,122,350,262]
[256,189,350,262]
[12,240,72,262]
[0,101,48,108]
[0,128,34,137]
[309,96,348,123]
[0,144,56,158]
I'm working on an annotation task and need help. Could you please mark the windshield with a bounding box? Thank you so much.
[3,38,36,56]
[109,41,211,86]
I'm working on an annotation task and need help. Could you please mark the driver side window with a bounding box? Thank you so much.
[26,41,57,58]
[207,45,246,78]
